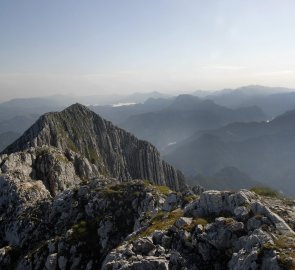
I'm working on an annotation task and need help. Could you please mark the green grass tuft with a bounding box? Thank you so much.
[138,209,183,237]
[250,187,279,197]
[183,194,198,204]
[153,185,172,195]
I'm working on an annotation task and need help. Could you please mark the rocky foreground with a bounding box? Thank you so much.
[0,172,295,269]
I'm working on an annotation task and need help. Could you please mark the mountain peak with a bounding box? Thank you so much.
[63,103,90,113]
[2,104,185,191]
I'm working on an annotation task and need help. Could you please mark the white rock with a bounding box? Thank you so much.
[45,253,57,270]
[175,217,192,228]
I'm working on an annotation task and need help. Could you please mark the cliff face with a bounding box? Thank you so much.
[2,103,185,191]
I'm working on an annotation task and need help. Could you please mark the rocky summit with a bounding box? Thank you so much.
[0,104,295,270]
[2,103,185,192]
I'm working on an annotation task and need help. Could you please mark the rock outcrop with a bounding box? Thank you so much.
[0,179,168,269]
[0,146,101,195]
[103,189,295,270]
[2,104,185,191]
[1,171,295,269]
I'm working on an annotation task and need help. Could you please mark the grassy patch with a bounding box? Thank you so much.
[101,187,124,199]
[152,185,172,195]
[264,235,295,269]
[141,180,172,195]
[139,209,183,237]
[250,187,279,197]
[36,147,51,156]
[55,153,70,163]
[194,217,209,226]
[274,235,295,249]
[99,182,147,202]
[65,136,79,153]
[183,194,198,205]
[183,217,208,232]
[278,252,295,270]
[72,126,82,140]
[282,198,295,207]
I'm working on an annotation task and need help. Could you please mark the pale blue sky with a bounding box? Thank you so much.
[0,0,295,100]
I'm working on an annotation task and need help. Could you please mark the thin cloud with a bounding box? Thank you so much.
[259,70,295,76]
[202,65,247,70]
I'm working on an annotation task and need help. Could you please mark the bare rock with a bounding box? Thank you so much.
[45,253,57,270]
[132,237,155,255]
[184,189,255,218]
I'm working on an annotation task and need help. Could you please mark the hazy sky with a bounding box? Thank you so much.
[1,0,295,101]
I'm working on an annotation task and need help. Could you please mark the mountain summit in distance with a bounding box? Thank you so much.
[3,103,185,191]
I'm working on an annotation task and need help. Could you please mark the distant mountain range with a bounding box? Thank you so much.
[120,95,267,151]
[165,108,295,196]
[2,86,295,194]
[0,92,171,140]
[0,114,40,133]
[90,97,173,125]
[187,166,263,191]
[0,131,20,152]
[195,85,295,117]
[0,91,170,112]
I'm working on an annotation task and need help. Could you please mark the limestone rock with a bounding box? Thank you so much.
[251,201,295,235]
[132,237,155,255]
[201,217,244,249]
[0,146,100,195]
[175,217,192,229]
[45,253,57,270]
[162,193,180,211]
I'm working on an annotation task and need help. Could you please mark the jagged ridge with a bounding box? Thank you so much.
[2,103,185,191]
